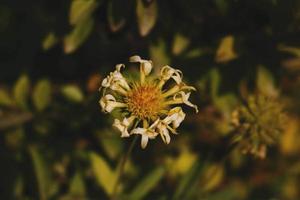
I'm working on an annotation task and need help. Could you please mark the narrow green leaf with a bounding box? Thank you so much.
[69,172,86,196]
[64,18,94,54]
[0,89,13,106]
[129,167,165,200]
[210,68,221,100]
[69,0,99,25]
[61,85,84,103]
[13,75,30,110]
[136,0,157,36]
[42,32,58,50]
[32,79,52,112]
[28,146,55,200]
[173,161,202,200]
[90,152,117,196]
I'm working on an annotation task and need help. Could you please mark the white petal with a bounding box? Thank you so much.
[129,55,142,62]
[129,55,152,76]
[113,117,134,138]
[115,64,125,71]
[131,127,146,135]
[174,92,198,113]
[141,134,149,149]
[158,123,171,144]
[101,65,130,92]
[167,107,186,128]
[160,66,183,84]
[141,61,152,76]
[99,94,125,113]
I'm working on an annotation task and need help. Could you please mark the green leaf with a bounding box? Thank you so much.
[0,89,13,106]
[28,146,57,200]
[172,33,190,55]
[173,161,202,200]
[256,66,278,97]
[90,152,117,196]
[136,0,157,36]
[69,0,99,25]
[69,172,86,196]
[42,32,58,50]
[61,85,84,103]
[129,167,165,200]
[149,39,170,69]
[210,68,221,100]
[64,17,94,54]
[107,0,126,32]
[32,79,52,112]
[13,75,30,110]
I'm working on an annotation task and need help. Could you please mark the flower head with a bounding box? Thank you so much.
[231,94,286,159]
[99,56,198,148]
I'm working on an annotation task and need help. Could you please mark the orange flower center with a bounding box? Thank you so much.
[126,85,163,119]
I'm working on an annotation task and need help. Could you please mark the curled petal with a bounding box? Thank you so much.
[129,55,153,76]
[174,91,198,113]
[168,107,186,128]
[113,116,135,137]
[160,66,183,84]
[101,64,130,92]
[131,121,159,148]
[99,94,126,113]
[157,123,171,144]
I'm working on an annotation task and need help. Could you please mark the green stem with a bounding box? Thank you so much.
[111,136,138,200]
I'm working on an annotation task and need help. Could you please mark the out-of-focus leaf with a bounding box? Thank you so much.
[64,18,94,54]
[107,0,126,32]
[136,0,157,36]
[184,48,206,58]
[215,0,228,15]
[98,131,123,160]
[278,44,300,57]
[32,79,51,112]
[215,35,237,63]
[42,32,58,50]
[166,147,197,177]
[150,39,170,70]
[256,66,278,97]
[201,164,224,192]
[69,0,99,25]
[14,176,24,199]
[61,85,84,103]
[90,152,117,196]
[29,146,57,200]
[210,68,221,100]
[172,33,190,55]
[129,167,165,200]
[280,118,300,155]
[13,75,30,110]
[0,89,13,106]
[173,160,202,200]
[203,185,239,200]
[69,172,86,196]
[5,127,24,149]
[281,178,298,200]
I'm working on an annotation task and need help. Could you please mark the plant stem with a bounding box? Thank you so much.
[111,135,138,200]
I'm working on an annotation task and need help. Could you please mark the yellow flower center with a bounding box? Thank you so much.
[126,85,164,119]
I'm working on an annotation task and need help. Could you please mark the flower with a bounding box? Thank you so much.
[231,94,286,159]
[99,55,198,148]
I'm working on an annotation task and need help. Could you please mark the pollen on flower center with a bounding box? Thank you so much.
[125,85,164,119]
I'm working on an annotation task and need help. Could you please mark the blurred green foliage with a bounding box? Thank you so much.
[1,0,300,199]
